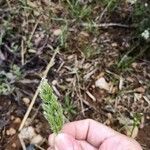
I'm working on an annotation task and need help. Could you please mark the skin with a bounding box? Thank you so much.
[48,119,142,150]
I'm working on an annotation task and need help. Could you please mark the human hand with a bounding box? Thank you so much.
[48,119,142,150]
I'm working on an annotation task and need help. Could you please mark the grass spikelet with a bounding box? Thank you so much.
[39,79,64,134]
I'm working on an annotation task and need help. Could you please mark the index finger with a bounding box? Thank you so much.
[61,119,118,147]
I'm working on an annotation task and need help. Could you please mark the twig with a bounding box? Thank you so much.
[143,96,150,105]
[0,8,16,12]
[86,91,96,102]
[119,77,124,90]
[28,104,41,125]
[28,17,41,43]
[74,56,85,116]
[21,39,26,65]
[81,23,132,28]
[99,0,114,22]
[84,68,97,80]
[19,48,58,131]
[57,61,65,72]
[18,134,26,150]
[6,0,11,9]
[52,85,61,97]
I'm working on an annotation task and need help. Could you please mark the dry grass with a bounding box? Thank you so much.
[0,0,150,149]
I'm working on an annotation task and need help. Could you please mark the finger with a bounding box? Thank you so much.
[49,133,97,150]
[48,133,56,147]
[54,133,82,150]
[77,140,97,150]
[61,119,118,147]
[99,135,142,150]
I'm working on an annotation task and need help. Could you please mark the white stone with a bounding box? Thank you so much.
[20,126,36,140]
[141,29,149,40]
[53,29,62,36]
[127,0,137,5]
[95,77,110,91]
[30,134,44,145]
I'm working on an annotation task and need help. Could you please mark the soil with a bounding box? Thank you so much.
[0,96,50,150]
[0,0,150,149]
[137,124,150,150]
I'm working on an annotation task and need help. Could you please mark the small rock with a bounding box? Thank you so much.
[95,77,110,91]
[53,29,62,36]
[13,117,21,124]
[79,31,89,37]
[126,77,134,82]
[30,134,44,145]
[12,143,16,148]
[35,123,42,133]
[52,80,57,85]
[10,115,15,120]
[134,87,145,93]
[24,118,32,127]
[105,119,111,126]
[20,126,36,140]
[6,128,16,136]
[28,49,36,53]
[111,42,118,47]
[131,62,137,68]
[22,97,30,105]
[107,113,112,120]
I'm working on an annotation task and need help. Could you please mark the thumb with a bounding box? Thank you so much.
[54,133,82,150]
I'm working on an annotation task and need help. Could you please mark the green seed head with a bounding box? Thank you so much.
[39,79,64,134]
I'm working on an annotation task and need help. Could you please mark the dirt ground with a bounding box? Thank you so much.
[0,0,150,149]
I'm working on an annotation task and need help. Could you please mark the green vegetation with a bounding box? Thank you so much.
[39,79,64,134]
[0,65,21,95]
[63,93,76,120]
[64,0,92,20]
[100,0,119,11]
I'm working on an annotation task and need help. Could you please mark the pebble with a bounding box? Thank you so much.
[12,143,16,148]
[131,62,137,68]
[24,118,32,127]
[53,29,62,36]
[22,97,30,105]
[111,42,118,47]
[6,128,16,136]
[30,134,44,145]
[10,115,15,120]
[79,31,89,37]
[134,87,145,93]
[13,117,21,124]
[95,77,110,91]
[52,80,57,85]
[20,126,36,140]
